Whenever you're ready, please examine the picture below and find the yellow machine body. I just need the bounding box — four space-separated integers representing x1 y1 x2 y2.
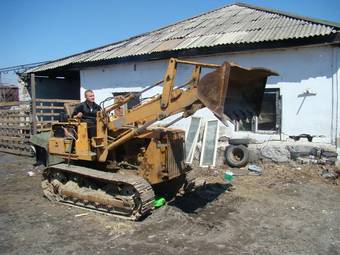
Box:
38 58 277 220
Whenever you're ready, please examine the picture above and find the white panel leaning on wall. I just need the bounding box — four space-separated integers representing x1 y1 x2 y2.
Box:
185 117 220 167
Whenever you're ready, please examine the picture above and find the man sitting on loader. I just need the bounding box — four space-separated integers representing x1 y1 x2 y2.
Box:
72 89 101 138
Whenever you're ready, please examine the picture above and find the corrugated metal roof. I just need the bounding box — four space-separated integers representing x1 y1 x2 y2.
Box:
27 3 340 73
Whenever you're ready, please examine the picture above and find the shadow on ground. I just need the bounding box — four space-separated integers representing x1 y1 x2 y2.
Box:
168 183 230 213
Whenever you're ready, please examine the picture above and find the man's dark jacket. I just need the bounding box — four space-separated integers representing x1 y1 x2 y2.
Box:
72 101 101 123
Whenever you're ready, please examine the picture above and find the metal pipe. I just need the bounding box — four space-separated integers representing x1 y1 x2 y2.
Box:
175 79 193 89
161 115 184 128
175 59 220 69
139 80 163 94
103 80 164 114
0 61 50 73
104 94 135 113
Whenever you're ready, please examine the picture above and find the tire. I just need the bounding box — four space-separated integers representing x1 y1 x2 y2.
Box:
225 145 249 167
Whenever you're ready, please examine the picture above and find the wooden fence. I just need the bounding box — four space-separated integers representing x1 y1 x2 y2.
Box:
0 99 79 156
0 101 32 155
35 99 79 132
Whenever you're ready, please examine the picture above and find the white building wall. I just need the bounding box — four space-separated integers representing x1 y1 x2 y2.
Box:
80 45 339 144
334 46 340 153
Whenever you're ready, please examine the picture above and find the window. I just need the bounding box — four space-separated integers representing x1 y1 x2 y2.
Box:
236 88 281 133
258 89 281 131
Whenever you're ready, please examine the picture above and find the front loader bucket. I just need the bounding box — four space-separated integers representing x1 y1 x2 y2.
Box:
197 62 278 124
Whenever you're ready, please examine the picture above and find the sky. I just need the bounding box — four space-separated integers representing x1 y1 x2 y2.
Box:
0 0 339 83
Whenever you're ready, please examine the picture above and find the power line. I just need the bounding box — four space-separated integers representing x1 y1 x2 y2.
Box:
0 61 49 73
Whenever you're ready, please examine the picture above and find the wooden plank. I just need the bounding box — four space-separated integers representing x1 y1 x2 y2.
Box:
0 115 30 120
0 132 30 138
0 142 32 150
0 127 31 131
0 140 31 147
36 106 64 110
36 98 79 103
37 121 57 124
0 132 31 139
0 147 33 156
36 112 60 116
0 114 29 118
0 114 30 119
0 143 30 150
0 118 31 123
0 136 30 142
0 109 30 114
0 134 30 139
0 101 30 107
0 124 31 129
0 126 29 131
0 125 31 130
37 127 52 132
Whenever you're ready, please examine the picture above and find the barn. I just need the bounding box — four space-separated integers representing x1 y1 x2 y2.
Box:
25 3 340 153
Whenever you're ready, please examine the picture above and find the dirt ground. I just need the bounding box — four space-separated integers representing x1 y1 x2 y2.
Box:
0 152 339 255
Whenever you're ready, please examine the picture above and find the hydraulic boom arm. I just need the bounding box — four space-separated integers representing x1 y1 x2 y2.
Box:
94 58 277 162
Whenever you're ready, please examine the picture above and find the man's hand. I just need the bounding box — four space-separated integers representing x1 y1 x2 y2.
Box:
75 112 83 118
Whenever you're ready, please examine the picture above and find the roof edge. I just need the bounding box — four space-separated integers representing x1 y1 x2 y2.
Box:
30 35 340 75
236 2 340 28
